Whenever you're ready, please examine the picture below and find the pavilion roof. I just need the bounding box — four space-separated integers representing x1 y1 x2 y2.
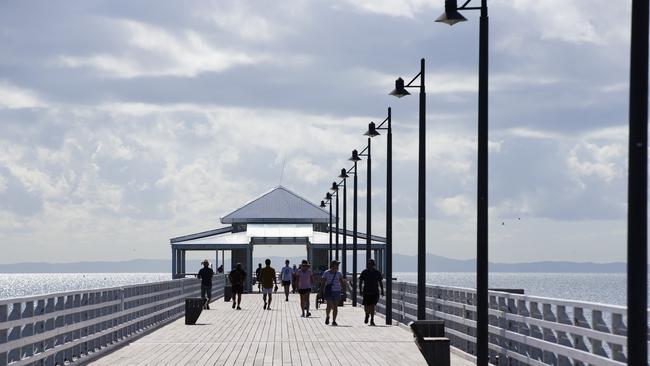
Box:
220 186 329 224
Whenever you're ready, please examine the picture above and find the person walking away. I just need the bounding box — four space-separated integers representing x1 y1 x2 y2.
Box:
255 263 262 293
320 260 346 326
280 260 293 301
228 263 246 310
217 264 224 274
297 260 314 317
359 258 384 326
259 259 278 310
291 264 298 293
197 259 214 310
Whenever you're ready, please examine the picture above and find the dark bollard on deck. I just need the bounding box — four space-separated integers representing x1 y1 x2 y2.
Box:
185 298 204 325
224 285 232 302
409 320 450 366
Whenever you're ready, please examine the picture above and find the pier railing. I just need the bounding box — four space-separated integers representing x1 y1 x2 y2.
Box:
354 281 648 366
0 275 225 366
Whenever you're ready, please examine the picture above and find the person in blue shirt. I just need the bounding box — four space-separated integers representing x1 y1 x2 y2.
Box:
280 259 293 301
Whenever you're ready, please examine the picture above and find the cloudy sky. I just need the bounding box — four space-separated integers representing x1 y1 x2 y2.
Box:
0 0 635 264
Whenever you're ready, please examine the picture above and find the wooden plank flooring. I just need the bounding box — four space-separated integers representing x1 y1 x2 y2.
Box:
91 293 474 366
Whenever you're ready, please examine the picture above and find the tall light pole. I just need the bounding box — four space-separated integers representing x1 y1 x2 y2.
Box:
390 58 426 321
349 149 362 306
322 193 333 262
627 0 648 364
437 0 488 363
359 139 372 262
330 182 340 261
365 108 393 325
339 168 350 278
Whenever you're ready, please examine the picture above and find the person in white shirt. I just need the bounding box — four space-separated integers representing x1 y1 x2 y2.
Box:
280 259 293 301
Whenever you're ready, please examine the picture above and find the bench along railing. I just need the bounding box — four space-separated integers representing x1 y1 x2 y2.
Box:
353 281 649 366
0 275 225 366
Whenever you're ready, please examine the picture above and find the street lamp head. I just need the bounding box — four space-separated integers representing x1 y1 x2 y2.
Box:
435 0 467 26
320 200 326 208
330 181 338 191
325 192 332 200
389 77 410 98
349 149 362 162
364 122 380 137
338 168 349 179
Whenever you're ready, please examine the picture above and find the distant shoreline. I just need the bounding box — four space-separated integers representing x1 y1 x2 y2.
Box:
0 255 632 273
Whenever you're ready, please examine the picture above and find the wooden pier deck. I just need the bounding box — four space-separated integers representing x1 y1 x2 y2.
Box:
90 293 474 365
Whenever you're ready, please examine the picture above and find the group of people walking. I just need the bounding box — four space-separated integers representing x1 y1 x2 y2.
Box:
197 257 385 327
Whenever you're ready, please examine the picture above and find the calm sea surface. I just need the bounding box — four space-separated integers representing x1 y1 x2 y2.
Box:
0 272 635 306
0 273 169 300
395 272 629 306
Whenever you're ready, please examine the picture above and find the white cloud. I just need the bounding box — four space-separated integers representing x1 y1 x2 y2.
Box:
337 0 433 18
567 141 625 183
202 2 287 42
58 20 258 78
0 174 7 193
506 0 628 45
0 81 46 109
507 128 563 140
436 194 474 218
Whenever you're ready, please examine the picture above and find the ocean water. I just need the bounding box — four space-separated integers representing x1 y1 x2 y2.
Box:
395 272 628 306
0 272 635 306
0 273 169 300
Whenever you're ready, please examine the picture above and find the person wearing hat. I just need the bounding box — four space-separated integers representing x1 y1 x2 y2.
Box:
319 260 346 326
359 258 384 326
296 259 314 317
197 259 214 310
228 263 246 310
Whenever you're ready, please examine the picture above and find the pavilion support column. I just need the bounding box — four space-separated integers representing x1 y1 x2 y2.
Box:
247 246 253 292
171 248 177 279
175 250 182 278
215 251 219 272
376 249 384 273
307 244 313 269
181 250 186 276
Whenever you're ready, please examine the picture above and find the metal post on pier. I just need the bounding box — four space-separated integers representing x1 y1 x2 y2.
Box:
171 248 177 279
627 0 648 364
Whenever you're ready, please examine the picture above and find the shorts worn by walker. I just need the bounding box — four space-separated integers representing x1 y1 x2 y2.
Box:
201 285 212 300
362 293 379 306
326 290 341 302
262 287 273 294
282 280 291 286
298 288 311 295
231 284 244 294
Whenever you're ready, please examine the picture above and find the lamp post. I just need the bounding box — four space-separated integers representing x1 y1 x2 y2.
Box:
358 139 372 262
330 182 340 261
390 58 426 321
349 149 362 306
365 107 393 325
627 0 648 364
436 0 488 363
322 193 333 262
339 169 350 277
